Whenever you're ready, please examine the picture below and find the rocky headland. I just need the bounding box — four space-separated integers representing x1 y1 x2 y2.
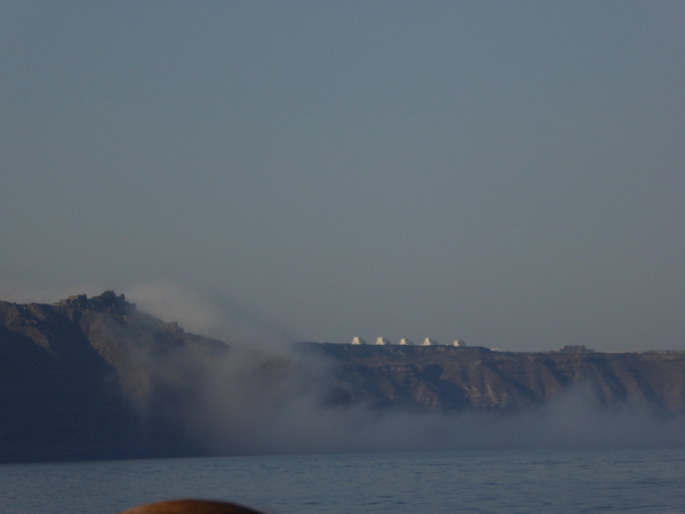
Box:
1 291 684 462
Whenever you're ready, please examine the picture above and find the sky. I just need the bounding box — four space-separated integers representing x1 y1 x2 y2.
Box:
2 1 684 352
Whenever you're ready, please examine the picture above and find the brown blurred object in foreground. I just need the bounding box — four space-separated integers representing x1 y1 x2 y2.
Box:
119 498 262 514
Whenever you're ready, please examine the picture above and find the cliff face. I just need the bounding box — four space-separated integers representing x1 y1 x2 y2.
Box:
1 292 684 462
298 344 685 417
0 292 228 462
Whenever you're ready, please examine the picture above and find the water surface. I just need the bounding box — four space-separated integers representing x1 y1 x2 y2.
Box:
2 447 685 513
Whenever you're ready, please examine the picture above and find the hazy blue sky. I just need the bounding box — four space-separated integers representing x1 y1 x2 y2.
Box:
2 1 684 351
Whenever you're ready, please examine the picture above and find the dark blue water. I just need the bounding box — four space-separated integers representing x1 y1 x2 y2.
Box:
2 447 685 513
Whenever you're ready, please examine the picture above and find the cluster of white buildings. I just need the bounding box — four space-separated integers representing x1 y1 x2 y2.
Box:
351 336 465 347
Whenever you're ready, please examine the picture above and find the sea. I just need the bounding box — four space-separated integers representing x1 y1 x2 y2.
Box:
1 447 685 513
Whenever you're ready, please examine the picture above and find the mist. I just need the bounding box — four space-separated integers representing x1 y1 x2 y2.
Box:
127 281 300 348
3 279 683 457
118 285 685 455
151 348 685 455
220 395 683 454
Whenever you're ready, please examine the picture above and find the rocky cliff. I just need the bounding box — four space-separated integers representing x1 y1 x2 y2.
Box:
0 291 228 462
1 292 684 462
300 343 685 416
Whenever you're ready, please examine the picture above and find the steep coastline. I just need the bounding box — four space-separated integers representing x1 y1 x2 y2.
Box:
300 343 685 416
0 292 228 462
1 292 684 462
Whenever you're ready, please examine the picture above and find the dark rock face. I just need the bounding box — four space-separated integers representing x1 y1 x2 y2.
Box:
297 343 685 417
0 292 228 462
1 292 684 462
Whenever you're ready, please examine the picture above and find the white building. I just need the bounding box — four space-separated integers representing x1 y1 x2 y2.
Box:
375 337 390 345
352 336 366 345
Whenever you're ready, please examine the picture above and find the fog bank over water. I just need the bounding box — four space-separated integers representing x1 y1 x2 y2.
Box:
2 280 684 459
145 342 685 456
119 285 685 454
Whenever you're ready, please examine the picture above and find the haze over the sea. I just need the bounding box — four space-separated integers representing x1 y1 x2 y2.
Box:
2 1 684 352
